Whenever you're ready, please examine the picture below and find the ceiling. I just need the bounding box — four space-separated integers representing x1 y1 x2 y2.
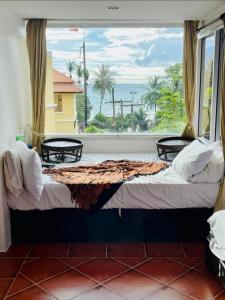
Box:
3 0 225 24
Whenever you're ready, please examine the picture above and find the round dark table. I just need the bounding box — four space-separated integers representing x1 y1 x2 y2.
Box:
41 138 83 163
156 136 194 162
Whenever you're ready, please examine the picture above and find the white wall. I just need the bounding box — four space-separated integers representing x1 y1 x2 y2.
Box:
0 4 31 251
47 133 165 153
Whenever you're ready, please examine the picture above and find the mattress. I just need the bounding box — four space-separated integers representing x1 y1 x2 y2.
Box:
8 167 220 211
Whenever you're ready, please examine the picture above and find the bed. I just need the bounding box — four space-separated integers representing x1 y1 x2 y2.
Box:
8 166 219 243
6 140 222 243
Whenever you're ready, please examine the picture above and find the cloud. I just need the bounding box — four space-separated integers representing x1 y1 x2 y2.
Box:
103 28 182 47
47 27 183 84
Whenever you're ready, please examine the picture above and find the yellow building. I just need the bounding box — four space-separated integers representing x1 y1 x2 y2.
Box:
45 57 83 135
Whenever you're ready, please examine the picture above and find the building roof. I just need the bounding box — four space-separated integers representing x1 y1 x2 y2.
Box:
53 69 83 93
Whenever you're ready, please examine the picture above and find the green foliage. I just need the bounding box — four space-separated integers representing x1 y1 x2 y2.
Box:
84 62 186 134
76 65 83 84
85 125 100 133
76 93 92 123
165 63 183 93
89 113 112 129
142 76 163 111
153 63 186 133
66 60 76 78
92 64 115 113
155 88 186 131
134 108 148 131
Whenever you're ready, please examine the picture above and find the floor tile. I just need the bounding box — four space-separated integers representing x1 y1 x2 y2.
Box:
146 243 184 257
20 258 69 283
182 242 205 257
6 286 56 300
0 258 23 278
109 243 145 257
57 257 93 267
29 243 69 257
135 257 187 284
75 285 125 300
113 257 149 267
193 262 211 275
169 257 202 267
0 244 31 257
170 269 223 299
143 285 192 300
0 279 13 300
69 243 106 257
39 269 97 300
104 269 160 300
7 274 34 296
75 258 128 283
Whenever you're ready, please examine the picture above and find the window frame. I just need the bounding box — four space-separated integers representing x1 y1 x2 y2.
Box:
196 26 224 141
54 94 63 113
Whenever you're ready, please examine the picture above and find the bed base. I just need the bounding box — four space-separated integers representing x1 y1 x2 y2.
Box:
10 207 213 243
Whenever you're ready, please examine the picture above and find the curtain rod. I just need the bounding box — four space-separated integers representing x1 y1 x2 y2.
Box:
22 18 181 23
197 13 225 32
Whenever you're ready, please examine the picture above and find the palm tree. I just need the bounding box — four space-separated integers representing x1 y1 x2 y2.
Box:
142 76 163 124
66 60 76 78
76 65 83 84
134 108 148 131
92 64 115 114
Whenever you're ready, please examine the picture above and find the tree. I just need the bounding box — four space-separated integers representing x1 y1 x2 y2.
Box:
134 108 148 131
76 93 92 125
141 76 163 124
92 64 115 113
76 65 83 84
165 63 183 93
66 60 76 78
147 63 186 133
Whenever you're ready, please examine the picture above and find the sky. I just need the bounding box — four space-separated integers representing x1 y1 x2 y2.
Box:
46 27 183 85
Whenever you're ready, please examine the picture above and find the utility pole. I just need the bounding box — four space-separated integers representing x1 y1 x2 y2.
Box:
112 87 115 126
82 39 88 127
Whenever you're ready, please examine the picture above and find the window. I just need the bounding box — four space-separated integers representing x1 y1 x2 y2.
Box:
197 28 223 141
201 35 215 139
46 27 184 135
54 94 63 112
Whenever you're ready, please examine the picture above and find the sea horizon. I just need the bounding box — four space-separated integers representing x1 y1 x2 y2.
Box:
86 82 154 118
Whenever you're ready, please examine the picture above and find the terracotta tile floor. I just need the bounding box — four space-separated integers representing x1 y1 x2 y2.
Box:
0 242 224 300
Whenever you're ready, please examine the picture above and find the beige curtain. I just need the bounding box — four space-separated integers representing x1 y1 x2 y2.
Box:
26 19 47 152
214 17 225 211
182 20 199 138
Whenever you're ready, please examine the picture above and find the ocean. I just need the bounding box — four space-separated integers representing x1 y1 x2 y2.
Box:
87 83 154 118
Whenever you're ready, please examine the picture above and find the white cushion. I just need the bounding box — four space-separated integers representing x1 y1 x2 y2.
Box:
15 141 43 200
3 150 24 196
192 141 224 183
172 139 213 181
208 210 225 260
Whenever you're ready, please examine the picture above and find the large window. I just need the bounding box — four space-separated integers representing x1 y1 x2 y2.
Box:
197 28 223 141
46 27 184 135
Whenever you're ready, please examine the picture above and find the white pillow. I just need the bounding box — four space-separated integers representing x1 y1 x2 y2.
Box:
15 141 43 200
172 139 213 181
192 141 224 183
3 150 24 196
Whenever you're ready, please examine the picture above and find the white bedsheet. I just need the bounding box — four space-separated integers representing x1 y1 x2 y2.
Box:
8 167 219 211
